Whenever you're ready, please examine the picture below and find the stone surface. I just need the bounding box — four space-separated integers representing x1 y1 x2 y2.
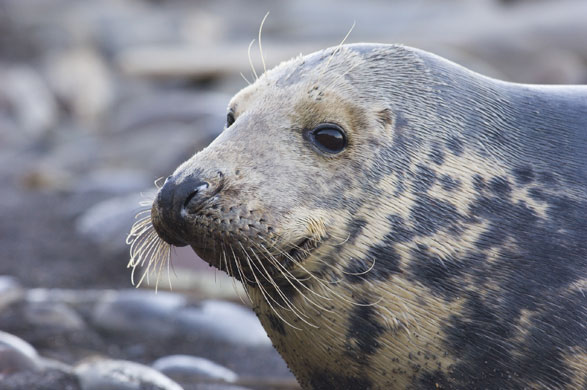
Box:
0 276 24 312
152 355 238 383
91 289 186 338
0 65 58 139
45 48 113 125
76 359 183 390
76 193 151 253
0 331 40 376
23 301 86 332
1 368 82 390
176 300 270 348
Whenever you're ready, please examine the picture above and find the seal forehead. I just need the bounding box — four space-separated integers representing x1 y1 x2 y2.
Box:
230 44 407 115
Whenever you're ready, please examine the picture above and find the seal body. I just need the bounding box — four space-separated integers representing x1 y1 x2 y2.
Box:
141 44 587 389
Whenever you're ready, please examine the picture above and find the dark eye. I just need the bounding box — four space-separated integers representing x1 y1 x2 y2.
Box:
226 111 235 127
307 123 347 154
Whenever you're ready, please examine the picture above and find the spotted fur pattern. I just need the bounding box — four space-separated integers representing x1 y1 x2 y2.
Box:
153 44 587 389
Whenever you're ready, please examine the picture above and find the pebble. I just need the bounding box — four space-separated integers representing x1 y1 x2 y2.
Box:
74 169 153 196
111 91 227 134
0 331 40 376
152 354 238 383
0 65 58 139
76 359 183 390
1 368 81 390
91 289 186 338
45 48 113 125
23 301 86 332
176 300 270 348
0 276 24 312
75 192 150 253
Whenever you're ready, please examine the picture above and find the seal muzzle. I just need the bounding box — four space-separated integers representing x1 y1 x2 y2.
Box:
151 173 219 247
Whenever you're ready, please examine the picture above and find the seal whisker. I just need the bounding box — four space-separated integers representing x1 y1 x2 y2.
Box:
154 176 165 189
239 242 294 313
256 238 366 308
128 219 155 242
319 21 356 79
256 236 329 284
134 230 168 287
133 211 151 221
247 39 259 81
127 225 154 267
269 239 384 309
140 233 168 283
258 244 332 300
245 242 324 321
341 257 377 276
253 242 336 314
153 241 172 292
245 248 318 329
323 60 362 91
333 233 351 246
266 237 348 286
229 245 254 303
258 11 269 75
242 247 305 330
240 72 252 86
221 243 248 306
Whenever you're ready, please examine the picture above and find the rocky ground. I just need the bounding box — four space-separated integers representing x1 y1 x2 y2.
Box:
1 0 586 389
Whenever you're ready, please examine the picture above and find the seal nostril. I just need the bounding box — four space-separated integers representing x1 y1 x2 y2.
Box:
184 182 209 208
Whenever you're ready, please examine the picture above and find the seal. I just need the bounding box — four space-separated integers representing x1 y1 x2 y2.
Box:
128 43 587 389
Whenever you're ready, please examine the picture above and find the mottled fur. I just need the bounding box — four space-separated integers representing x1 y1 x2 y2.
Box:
141 44 587 389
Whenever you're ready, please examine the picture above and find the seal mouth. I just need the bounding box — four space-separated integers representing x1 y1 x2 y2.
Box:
283 237 321 265
187 233 323 286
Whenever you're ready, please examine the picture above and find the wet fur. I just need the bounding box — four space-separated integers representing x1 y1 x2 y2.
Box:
130 44 587 389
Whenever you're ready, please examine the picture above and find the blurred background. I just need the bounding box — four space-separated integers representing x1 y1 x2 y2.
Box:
0 0 586 389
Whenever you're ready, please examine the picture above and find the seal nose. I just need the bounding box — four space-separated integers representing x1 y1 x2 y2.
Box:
151 174 215 246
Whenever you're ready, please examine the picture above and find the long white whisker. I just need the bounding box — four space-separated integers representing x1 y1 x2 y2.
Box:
258 11 270 75
247 39 259 80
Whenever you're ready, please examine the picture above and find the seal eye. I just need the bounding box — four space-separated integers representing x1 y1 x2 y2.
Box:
226 112 235 128
308 124 347 154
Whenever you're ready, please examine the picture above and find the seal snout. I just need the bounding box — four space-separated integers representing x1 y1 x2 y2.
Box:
151 172 221 247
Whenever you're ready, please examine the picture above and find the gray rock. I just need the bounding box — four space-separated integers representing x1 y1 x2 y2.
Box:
152 355 238 383
175 300 270 347
26 288 114 313
23 301 86 332
1 368 81 390
75 192 153 253
76 359 183 390
74 169 153 196
111 91 227 134
182 385 253 390
92 289 186 338
0 331 40 376
0 276 24 313
45 48 114 126
38 356 76 373
0 65 58 140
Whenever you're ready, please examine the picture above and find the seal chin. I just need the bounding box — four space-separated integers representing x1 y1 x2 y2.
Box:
189 245 220 268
